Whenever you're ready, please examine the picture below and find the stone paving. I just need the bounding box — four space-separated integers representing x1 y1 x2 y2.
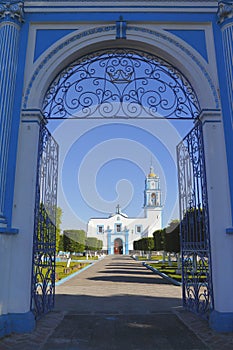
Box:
0 255 233 349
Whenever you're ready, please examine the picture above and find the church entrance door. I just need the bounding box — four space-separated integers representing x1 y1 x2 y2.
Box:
114 238 123 255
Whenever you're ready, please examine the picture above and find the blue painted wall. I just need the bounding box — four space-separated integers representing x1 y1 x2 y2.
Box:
34 29 75 62
166 29 208 61
27 11 215 23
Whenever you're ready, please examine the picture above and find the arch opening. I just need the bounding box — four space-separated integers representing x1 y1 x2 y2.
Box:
31 45 213 320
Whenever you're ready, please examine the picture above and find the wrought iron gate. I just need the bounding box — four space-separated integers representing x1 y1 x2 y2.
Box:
37 48 210 319
31 123 59 318
177 121 213 317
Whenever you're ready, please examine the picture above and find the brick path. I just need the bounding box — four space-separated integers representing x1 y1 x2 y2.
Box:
0 256 232 349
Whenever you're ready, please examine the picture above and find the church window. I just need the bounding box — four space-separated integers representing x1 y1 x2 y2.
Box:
136 225 142 233
116 224 122 232
150 181 155 189
97 225 104 234
151 193 156 205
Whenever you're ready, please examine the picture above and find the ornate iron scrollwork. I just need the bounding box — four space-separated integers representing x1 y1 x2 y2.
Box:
177 121 214 317
31 124 59 318
43 49 200 119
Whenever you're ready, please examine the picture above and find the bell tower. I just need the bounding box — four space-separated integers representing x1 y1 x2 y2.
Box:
144 165 161 208
143 165 162 235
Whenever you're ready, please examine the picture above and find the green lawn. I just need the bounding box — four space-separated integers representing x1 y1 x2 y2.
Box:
70 255 98 260
137 255 163 261
55 261 89 281
149 262 182 281
149 262 208 282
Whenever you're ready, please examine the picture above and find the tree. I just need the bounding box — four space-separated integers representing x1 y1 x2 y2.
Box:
146 237 154 252
153 229 165 251
56 207 63 253
164 220 180 254
86 237 98 251
63 230 86 253
181 208 206 246
85 237 103 251
153 221 181 254
37 204 63 253
59 233 64 251
134 240 139 251
37 203 57 253
97 239 103 250
133 237 154 252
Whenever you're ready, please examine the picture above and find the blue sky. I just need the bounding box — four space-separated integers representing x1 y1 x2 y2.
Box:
48 118 193 231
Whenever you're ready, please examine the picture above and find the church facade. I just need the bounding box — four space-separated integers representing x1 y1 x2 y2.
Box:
87 167 162 254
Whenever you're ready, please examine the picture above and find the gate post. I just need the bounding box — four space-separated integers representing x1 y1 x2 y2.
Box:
6 110 45 333
200 110 233 331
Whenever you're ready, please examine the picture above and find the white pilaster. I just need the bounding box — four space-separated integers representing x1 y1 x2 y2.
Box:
9 110 45 314
200 110 233 329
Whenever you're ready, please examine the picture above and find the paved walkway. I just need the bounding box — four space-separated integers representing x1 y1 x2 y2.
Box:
1 256 233 349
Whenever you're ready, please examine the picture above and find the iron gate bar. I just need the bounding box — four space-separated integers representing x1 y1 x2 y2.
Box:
41 116 199 120
43 49 200 120
177 120 214 317
31 123 59 318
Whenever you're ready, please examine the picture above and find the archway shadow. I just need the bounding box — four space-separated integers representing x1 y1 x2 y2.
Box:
98 269 155 275
88 275 170 284
54 294 181 314
49 294 208 350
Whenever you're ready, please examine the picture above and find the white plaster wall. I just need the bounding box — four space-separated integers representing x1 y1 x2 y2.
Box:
202 112 233 312
0 235 12 314
9 114 41 313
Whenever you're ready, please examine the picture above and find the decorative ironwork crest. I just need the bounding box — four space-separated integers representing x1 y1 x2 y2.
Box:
31 124 59 318
177 121 214 317
43 49 200 119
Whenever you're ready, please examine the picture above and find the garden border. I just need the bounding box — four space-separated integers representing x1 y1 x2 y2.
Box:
55 257 105 286
143 262 182 287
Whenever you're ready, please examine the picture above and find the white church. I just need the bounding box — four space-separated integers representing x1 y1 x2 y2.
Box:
87 166 162 255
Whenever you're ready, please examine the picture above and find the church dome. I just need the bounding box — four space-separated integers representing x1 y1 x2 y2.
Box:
148 171 157 178
148 165 157 178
